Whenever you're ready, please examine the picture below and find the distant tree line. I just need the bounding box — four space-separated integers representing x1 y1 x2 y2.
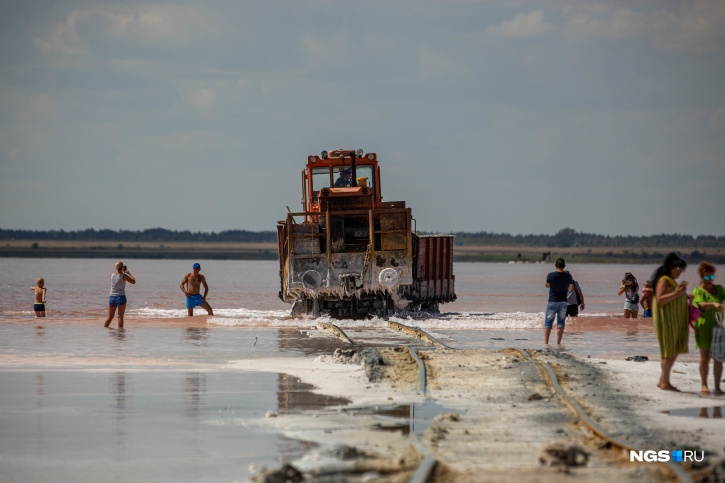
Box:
2 227 724 248
449 228 725 248
0 228 278 243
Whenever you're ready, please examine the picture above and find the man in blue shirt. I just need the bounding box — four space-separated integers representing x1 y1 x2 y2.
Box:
545 258 573 347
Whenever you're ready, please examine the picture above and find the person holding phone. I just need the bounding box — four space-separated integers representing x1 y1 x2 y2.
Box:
104 261 136 329
617 272 640 319
651 253 689 391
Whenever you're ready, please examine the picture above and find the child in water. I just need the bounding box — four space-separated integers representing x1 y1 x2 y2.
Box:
640 280 653 318
31 278 47 317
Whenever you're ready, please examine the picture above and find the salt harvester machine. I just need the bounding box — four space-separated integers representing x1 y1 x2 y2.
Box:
277 149 456 317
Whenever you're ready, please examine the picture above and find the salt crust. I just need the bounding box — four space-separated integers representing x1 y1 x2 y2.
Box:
229 350 725 481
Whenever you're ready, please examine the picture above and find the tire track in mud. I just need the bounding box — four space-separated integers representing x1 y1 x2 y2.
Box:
312 321 694 483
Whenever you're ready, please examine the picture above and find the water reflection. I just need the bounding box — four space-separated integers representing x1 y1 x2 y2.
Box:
36 373 45 405
342 405 412 435
661 406 724 419
35 373 45 452
185 328 210 343
276 373 349 412
110 372 129 411
183 372 207 420
700 406 722 419
271 371 453 460
277 328 347 355
108 329 127 343
110 372 129 462
340 400 454 436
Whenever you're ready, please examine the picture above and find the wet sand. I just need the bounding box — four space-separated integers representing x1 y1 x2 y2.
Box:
239 347 725 482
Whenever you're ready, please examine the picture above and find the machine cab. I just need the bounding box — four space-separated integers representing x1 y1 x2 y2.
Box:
304 149 382 213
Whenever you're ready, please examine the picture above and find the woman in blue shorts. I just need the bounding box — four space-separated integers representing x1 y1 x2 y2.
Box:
104 261 136 329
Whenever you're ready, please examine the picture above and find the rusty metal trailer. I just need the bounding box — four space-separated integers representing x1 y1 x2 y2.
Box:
277 149 455 318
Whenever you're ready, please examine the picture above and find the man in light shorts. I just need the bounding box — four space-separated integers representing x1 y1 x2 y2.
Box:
544 258 573 347
180 263 213 316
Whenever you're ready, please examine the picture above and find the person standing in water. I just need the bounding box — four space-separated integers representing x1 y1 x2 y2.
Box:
31 278 47 317
180 263 213 316
640 280 654 318
618 272 640 319
104 261 136 329
544 258 573 347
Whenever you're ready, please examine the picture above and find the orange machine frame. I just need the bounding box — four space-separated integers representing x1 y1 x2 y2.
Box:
302 149 382 218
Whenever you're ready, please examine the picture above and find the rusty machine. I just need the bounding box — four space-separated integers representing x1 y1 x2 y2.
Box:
277 149 456 317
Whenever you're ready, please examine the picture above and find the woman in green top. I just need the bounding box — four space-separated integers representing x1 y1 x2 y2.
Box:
691 262 725 396
651 253 689 392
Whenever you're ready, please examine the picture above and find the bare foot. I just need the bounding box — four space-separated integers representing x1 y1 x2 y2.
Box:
659 384 681 392
713 389 725 396
701 387 711 396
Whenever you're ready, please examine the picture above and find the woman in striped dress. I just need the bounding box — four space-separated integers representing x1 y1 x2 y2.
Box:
651 253 689 391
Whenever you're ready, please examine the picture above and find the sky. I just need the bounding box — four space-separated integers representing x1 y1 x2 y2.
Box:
1 1 724 237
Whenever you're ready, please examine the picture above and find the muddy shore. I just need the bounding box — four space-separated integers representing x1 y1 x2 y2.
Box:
242 347 725 482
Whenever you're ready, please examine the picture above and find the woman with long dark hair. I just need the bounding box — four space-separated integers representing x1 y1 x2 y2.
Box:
651 253 689 391
617 272 640 318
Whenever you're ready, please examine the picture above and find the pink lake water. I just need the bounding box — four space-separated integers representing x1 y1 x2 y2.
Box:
0 258 705 360
0 258 709 481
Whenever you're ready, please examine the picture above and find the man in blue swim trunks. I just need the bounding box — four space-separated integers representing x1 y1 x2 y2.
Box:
180 263 213 316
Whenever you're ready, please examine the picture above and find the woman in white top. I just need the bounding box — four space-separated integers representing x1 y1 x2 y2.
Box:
617 272 640 319
104 261 136 329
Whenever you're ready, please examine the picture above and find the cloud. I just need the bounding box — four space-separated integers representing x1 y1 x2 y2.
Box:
559 1 725 54
487 10 552 38
561 4 646 40
31 5 230 61
32 10 90 58
654 1 725 53
3 0 724 236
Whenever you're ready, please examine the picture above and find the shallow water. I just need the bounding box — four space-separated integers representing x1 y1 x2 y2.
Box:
661 405 725 419
1 258 704 318
3 257 704 362
0 258 708 481
0 323 454 482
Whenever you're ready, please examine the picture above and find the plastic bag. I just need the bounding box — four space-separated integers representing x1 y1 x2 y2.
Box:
688 297 700 324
